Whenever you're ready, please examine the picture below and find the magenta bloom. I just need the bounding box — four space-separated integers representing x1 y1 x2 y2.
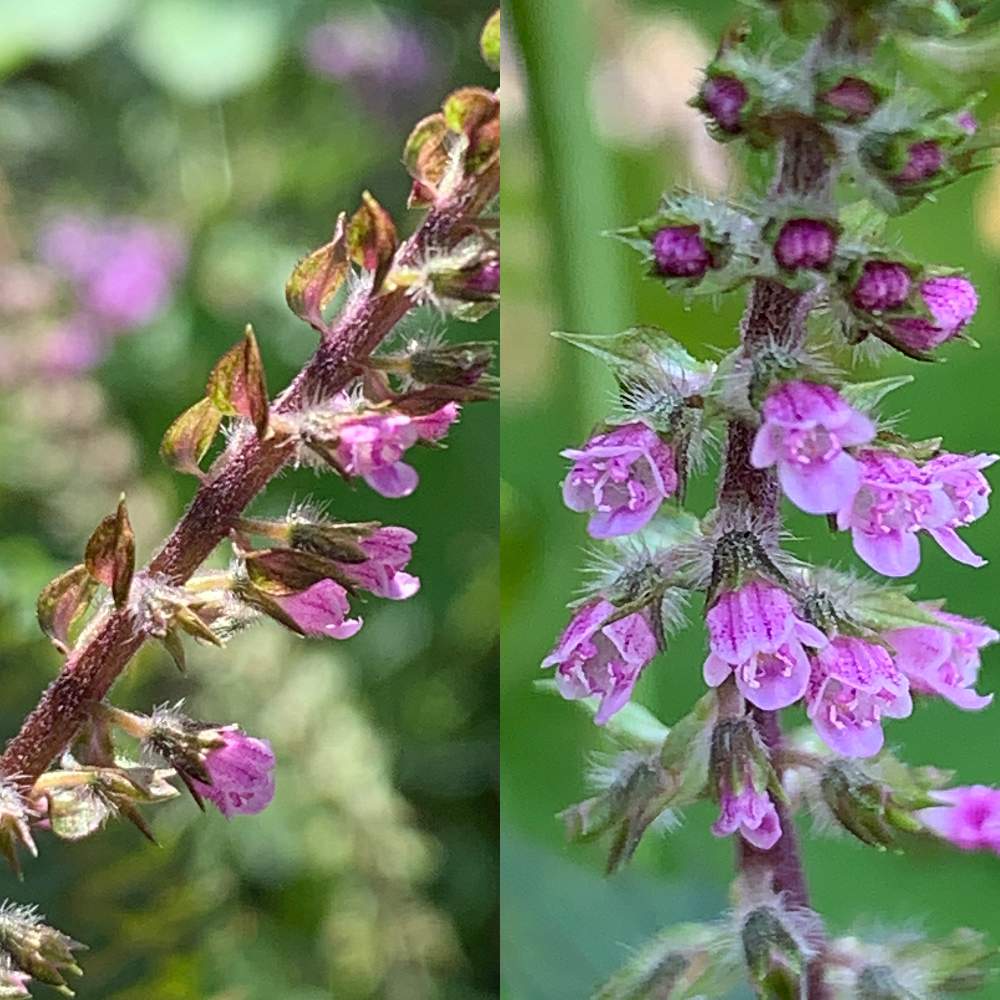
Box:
191 727 276 818
894 140 945 186
852 261 912 312
751 380 875 515
561 422 678 538
890 276 979 352
820 77 878 121
922 451 996 566
334 399 460 498
712 788 781 850
806 636 912 757
542 600 658 724
701 75 748 133
651 226 712 278
342 526 420 600
887 608 996 711
919 786 1000 853
275 579 363 639
774 219 837 271
703 580 826 710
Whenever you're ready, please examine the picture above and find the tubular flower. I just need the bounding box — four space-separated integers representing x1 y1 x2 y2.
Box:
190 726 276 818
341 526 420 600
275 578 364 639
890 276 979 353
806 636 913 758
703 580 827 710
887 608 997 711
712 788 782 850
542 600 658 724
751 380 875 515
919 785 1000 853
561 422 678 539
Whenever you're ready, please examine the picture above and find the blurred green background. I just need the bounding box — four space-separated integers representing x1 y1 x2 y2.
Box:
501 2 1000 998
0 1 497 998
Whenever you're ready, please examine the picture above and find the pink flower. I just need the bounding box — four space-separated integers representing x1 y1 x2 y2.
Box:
773 219 837 271
837 450 995 576
957 111 979 136
341 526 420 600
701 75 748 133
561 422 678 538
712 788 782 850
751 381 875 515
919 785 1000 853
703 580 827 710
275 579 363 639
852 261 912 312
542 600 658 724
652 226 712 278
333 400 460 498
890 276 978 352
806 636 912 757
191 727 276 818
887 608 996 711
894 140 945 186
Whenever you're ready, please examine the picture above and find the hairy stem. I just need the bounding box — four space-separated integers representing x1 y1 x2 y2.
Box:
1 165 497 787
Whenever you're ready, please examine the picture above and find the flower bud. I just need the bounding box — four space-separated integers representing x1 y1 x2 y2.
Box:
819 76 880 122
852 261 913 312
0 904 83 994
408 340 495 388
889 275 978 352
699 74 749 135
773 218 837 271
894 139 946 186
651 225 712 279
741 906 810 998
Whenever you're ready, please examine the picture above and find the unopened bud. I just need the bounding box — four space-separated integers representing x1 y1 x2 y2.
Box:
741 906 809 997
0 903 83 994
773 218 837 271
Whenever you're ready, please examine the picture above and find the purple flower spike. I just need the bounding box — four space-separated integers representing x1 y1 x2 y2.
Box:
712 788 781 850
890 276 979 352
751 380 875 515
703 580 827 710
806 636 912 758
542 600 658 725
894 140 945 186
774 218 837 271
276 579 364 639
191 727 276 818
887 608 997 711
919 786 1000 853
701 75 749 133
820 77 878 121
561 422 678 539
651 225 712 279
852 261 913 312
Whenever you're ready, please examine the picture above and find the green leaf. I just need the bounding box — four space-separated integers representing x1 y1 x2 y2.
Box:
159 396 223 478
841 375 913 411
480 9 500 71
852 587 947 633
552 326 708 378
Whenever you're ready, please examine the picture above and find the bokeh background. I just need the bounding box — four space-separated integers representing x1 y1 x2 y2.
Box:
0 2 497 998
502 2 1000 997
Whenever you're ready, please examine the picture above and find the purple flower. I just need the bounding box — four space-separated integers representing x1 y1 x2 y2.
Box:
541 600 658 724
333 400 460 498
774 219 837 271
703 580 827 710
820 77 878 121
275 579 363 639
852 261 913 312
561 422 678 538
894 140 945 186
466 259 500 295
957 111 979 136
890 276 979 352
712 788 782 850
190 726 276 818
341 526 420 600
651 225 712 278
919 786 1000 853
922 451 996 566
887 608 996 711
806 636 912 757
751 380 875 515
701 75 749 133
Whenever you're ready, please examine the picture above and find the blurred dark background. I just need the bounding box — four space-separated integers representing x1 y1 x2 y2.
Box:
0 2 497 998
502 1 1000 997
